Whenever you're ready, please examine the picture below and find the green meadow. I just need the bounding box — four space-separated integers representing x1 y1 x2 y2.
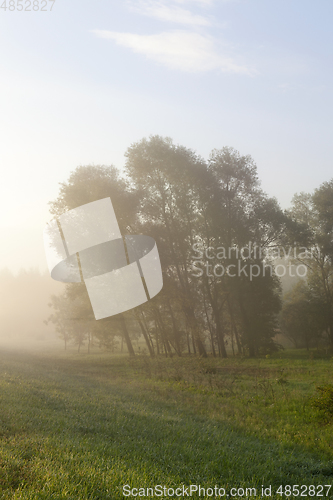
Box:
0 348 333 499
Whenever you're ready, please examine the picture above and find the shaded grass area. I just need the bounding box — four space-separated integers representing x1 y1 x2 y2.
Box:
0 349 333 499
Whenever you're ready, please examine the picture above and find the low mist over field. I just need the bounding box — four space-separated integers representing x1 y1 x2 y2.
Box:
0 268 64 348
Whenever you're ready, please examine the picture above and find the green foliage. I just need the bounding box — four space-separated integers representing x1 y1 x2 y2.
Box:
281 281 328 349
312 384 333 417
285 180 333 347
47 137 333 357
48 137 289 358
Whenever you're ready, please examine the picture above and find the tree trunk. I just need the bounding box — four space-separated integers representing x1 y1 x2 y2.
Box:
196 338 207 357
154 320 160 355
167 299 181 356
203 278 226 357
203 296 216 357
136 313 155 357
141 311 155 353
187 330 191 354
238 293 255 357
155 308 173 357
192 334 197 354
184 306 207 357
119 313 135 356
227 297 242 355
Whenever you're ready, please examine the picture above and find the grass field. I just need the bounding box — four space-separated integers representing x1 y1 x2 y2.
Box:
0 347 333 499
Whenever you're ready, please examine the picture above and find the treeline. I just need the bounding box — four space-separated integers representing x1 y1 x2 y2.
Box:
280 188 333 350
47 136 333 356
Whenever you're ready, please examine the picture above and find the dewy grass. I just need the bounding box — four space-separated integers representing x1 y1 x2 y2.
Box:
0 348 333 499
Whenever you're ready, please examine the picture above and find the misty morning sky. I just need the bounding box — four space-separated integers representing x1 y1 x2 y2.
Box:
1 0 332 272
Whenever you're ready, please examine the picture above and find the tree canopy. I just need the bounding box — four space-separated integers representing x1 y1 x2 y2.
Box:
47 136 333 357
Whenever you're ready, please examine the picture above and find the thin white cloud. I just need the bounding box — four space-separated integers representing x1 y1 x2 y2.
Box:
128 1 211 27
92 30 252 74
173 0 234 5
173 0 214 5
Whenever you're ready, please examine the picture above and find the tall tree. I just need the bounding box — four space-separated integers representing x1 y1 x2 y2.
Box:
125 136 210 356
196 147 285 356
48 165 140 356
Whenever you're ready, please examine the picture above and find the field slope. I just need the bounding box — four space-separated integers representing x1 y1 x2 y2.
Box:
0 349 333 499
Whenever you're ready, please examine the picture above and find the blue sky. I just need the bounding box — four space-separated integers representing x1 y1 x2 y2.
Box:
1 0 333 272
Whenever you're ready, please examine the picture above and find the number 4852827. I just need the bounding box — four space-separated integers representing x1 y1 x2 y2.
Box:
276 485 332 497
0 0 55 11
